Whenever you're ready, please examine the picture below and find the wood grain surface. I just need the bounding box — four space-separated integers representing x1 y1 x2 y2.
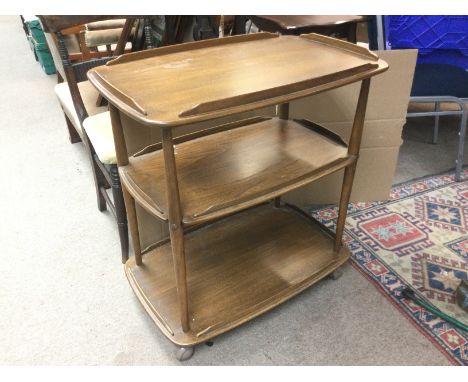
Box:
125 204 351 346
87 33 388 127
251 15 366 30
119 117 352 225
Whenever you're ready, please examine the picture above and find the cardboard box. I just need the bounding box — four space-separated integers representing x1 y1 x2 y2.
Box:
283 49 417 206
288 49 417 123
284 145 401 206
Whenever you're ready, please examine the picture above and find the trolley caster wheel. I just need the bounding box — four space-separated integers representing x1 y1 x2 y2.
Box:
329 268 343 280
175 346 195 361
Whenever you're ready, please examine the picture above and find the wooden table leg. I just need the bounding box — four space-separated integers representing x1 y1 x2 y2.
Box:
109 104 142 264
278 102 289 120
334 79 371 253
122 186 142 265
275 102 290 207
162 127 190 333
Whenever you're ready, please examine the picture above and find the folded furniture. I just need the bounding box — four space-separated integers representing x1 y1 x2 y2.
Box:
384 16 468 181
407 64 468 181
246 15 366 42
88 32 388 360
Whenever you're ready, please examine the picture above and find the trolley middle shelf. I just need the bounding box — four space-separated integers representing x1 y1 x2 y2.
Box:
119 116 355 225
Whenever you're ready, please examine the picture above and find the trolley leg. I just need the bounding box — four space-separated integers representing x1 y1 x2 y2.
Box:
455 108 467 182
278 102 289 120
274 196 281 208
334 164 357 253
122 187 142 266
432 101 440 144
334 79 371 253
162 127 190 333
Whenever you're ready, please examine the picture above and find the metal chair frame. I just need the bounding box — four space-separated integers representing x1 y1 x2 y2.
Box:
407 95 467 181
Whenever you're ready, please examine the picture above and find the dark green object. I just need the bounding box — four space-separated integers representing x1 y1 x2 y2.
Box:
402 288 468 333
26 19 46 44
456 280 468 313
32 39 56 75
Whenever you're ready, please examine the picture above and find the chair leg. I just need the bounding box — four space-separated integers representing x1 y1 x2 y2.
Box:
110 165 129 263
455 109 467 182
122 186 142 266
347 22 357 43
64 113 82 144
82 131 107 212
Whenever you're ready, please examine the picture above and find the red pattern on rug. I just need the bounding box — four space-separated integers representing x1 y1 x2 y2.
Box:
310 169 468 365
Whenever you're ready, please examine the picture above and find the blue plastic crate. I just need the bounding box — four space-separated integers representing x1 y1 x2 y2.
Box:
384 16 468 69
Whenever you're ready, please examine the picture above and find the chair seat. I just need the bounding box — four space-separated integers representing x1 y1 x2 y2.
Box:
408 100 468 113
86 19 127 30
54 80 108 134
85 29 135 48
96 42 132 53
83 111 117 165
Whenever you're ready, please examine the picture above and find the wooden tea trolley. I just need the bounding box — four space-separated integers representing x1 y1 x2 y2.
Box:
88 33 388 360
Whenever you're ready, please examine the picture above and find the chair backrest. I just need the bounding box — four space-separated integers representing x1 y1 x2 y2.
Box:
84 21 131 55
38 16 153 125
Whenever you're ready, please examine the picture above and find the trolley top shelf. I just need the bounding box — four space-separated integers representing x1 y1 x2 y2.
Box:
87 32 388 127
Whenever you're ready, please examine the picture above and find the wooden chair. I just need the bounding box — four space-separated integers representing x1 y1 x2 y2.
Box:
38 16 155 263
80 19 139 60
49 19 140 64
193 16 235 40
236 16 366 43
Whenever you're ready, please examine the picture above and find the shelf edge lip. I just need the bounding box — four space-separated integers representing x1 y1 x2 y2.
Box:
132 116 272 158
106 32 279 66
126 249 350 347
181 155 357 226
119 116 357 225
119 167 168 222
193 256 345 339
177 63 379 118
87 70 148 116
88 62 389 129
125 267 175 337
129 250 349 347
294 118 348 147
120 153 355 226
300 33 379 61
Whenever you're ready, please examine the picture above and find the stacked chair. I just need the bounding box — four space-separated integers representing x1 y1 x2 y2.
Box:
38 16 157 263
407 64 467 181
384 16 468 181
51 18 140 63
81 19 138 59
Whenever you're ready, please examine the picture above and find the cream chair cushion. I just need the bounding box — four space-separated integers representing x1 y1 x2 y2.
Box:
54 80 108 134
408 101 468 113
83 111 117 165
86 19 127 31
85 29 134 48
54 81 116 165
97 42 132 52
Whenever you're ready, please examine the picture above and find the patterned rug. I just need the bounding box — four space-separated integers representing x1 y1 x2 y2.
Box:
309 169 468 365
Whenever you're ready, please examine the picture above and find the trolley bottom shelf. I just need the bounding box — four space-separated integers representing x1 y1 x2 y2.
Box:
125 204 350 346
